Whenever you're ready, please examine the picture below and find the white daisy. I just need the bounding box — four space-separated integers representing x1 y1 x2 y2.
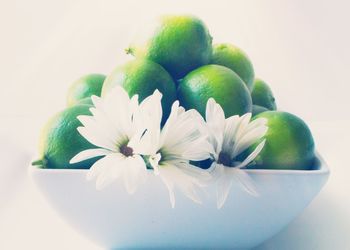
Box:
70 86 150 194
205 98 268 209
134 92 212 208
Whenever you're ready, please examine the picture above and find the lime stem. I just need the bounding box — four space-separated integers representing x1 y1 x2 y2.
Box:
31 159 44 166
125 47 134 55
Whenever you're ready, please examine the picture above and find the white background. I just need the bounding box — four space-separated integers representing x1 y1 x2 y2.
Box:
0 0 349 249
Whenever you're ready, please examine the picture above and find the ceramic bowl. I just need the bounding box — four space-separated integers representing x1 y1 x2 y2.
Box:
29 155 329 249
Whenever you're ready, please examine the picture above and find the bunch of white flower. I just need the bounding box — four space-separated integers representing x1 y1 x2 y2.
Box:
70 87 267 208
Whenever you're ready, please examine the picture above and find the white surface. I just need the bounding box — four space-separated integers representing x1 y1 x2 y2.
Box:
0 136 29 210
0 0 349 249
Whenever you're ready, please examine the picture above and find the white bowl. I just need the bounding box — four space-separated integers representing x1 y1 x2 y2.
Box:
29 155 329 249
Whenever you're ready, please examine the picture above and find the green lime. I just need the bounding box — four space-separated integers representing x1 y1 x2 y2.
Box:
177 64 252 117
247 111 315 170
76 97 94 106
252 105 268 117
211 43 255 90
36 104 99 169
102 59 176 123
127 15 213 79
251 78 277 110
67 74 106 107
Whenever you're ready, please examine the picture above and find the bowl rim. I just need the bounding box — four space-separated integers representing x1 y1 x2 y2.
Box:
29 152 329 176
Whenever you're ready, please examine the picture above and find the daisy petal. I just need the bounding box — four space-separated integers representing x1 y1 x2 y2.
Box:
232 125 268 157
123 155 147 194
77 127 115 150
130 95 140 115
161 108 210 161
160 101 180 147
177 106 185 115
76 113 118 147
96 167 118 190
139 89 163 126
134 130 154 156
234 113 252 141
77 115 95 127
181 139 212 161
157 167 177 207
222 115 240 158
234 140 266 169
205 98 225 127
158 162 207 208
91 95 102 109
163 177 176 208
127 128 147 154
102 86 135 137
205 99 225 153
70 148 111 164
231 168 259 196
87 153 123 184
169 190 176 208
149 153 161 170
216 170 233 209
245 117 268 132
183 184 202 205
177 162 212 183
135 90 163 154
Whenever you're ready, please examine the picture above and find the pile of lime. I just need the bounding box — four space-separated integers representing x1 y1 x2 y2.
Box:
33 15 316 171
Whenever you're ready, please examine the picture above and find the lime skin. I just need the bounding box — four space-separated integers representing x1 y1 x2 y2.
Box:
247 111 316 170
128 15 213 79
37 104 99 169
211 43 255 90
251 78 277 110
177 64 252 118
252 105 269 117
67 74 106 107
102 59 177 123
76 97 94 106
